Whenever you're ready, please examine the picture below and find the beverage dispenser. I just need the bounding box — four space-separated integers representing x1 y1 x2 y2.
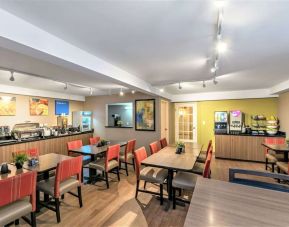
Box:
214 111 229 134
72 111 92 132
229 110 245 134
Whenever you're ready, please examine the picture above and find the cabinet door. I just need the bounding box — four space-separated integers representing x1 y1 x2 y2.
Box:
215 135 232 158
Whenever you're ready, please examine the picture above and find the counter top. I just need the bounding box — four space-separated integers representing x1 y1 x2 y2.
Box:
0 130 94 147
215 132 285 137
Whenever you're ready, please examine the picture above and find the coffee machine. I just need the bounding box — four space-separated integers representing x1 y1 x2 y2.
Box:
229 110 245 134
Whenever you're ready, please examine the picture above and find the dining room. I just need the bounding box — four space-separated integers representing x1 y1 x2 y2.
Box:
1 1 289 227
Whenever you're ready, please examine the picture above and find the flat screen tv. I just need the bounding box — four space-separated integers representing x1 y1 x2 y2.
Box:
55 100 69 115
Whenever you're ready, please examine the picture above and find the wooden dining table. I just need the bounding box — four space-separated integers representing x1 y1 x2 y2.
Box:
184 177 289 227
262 143 289 162
141 143 202 202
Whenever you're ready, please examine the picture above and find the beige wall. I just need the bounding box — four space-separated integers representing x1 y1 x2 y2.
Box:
278 92 289 136
84 92 161 151
0 93 84 129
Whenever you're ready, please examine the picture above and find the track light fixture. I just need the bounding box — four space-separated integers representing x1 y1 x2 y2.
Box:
203 81 206 88
120 88 124 96
178 82 182 90
89 88 93 96
213 77 218 85
9 71 15 82
64 83 68 90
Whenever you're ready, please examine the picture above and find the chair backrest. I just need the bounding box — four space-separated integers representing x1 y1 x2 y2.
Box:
206 140 213 157
160 138 168 149
203 150 212 178
264 137 285 154
149 141 160 155
12 148 39 159
54 156 82 198
124 139 136 161
67 140 83 150
133 147 148 179
0 171 37 211
105 144 120 172
89 136 100 145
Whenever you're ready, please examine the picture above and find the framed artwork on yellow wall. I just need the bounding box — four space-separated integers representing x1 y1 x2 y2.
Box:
30 97 49 116
0 96 16 116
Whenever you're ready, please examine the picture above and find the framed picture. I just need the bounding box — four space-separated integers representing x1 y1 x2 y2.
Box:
0 96 16 116
30 97 49 116
135 99 155 131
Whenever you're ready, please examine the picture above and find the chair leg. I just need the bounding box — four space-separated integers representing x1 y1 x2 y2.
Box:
31 212 36 227
135 180 139 198
277 167 281 183
77 186 83 208
272 163 275 173
117 168 120 181
125 162 129 176
265 158 268 170
173 187 176 209
15 219 19 225
55 198 61 223
144 181 147 189
61 194 65 200
36 190 40 212
132 159 135 171
178 188 182 196
105 172 109 189
160 184 163 205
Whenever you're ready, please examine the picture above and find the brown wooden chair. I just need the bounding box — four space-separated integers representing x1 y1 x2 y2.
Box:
36 156 83 223
149 141 161 155
192 147 213 175
119 139 136 176
159 138 168 149
196 140 212 163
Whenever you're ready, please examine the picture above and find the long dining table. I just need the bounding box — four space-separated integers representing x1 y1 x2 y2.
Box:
141 143 203 204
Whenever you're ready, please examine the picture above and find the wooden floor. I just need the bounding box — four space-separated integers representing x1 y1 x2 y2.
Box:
17 155 266 227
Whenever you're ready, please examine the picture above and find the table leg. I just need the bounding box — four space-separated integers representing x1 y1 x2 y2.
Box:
284 152 288 162
43 171 49 202
167 169 174 201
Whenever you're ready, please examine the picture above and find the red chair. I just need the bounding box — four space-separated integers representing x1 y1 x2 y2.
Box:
264 137 285 172
160 138 168 149
89 136 100 145
172 152 212 209
0 171 37 226
12 148 40 159
37 156 83 223
67 140 83 155
88 144 120 189
120 139 136 176
192 147 213 175
149 141 161 155
133 147 168 205
197 140 212 163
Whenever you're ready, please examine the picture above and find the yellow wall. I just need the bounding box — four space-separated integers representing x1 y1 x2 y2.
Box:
197 98 278 149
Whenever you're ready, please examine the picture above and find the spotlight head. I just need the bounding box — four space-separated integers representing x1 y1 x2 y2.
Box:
213 77 218 85
131 90 135 94
210 67 217 73
216 41 227 54
64 83 68 90
89 88 93 96
178 82 182 90
9 71 15 82
120 88 124 96
203 81 206 88
159 88 164 93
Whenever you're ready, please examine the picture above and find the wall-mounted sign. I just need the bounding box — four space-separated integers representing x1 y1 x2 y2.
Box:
0 96 16 116
30 97 49 116
55 100 69 115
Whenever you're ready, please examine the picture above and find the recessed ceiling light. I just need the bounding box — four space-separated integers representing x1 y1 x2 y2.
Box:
216 41 227 53
159 88 164 92
211 67 217 73
9 71 15 82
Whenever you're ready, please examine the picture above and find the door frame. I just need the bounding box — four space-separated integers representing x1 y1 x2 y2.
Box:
175 102 197 143
160 99 169 144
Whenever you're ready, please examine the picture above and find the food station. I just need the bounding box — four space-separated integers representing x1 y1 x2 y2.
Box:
214 110 285 162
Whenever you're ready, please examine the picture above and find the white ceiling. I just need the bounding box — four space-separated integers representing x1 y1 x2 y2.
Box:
0 0 288 97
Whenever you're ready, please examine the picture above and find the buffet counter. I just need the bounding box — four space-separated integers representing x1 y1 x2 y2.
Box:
215 133 285 162
0 131 93 163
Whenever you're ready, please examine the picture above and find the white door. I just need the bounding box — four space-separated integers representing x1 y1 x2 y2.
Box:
175 103 197 143
161 100 169 143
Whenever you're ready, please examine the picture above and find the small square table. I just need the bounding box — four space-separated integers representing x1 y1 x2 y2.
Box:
262 143 289 162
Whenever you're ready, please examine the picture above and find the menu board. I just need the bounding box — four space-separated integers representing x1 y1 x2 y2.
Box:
30 97 49 116
0 96 16 116
55 100 69 115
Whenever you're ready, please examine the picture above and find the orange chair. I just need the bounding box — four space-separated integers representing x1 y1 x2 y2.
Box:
197 140 212 163
67 140 83 156
264 137 285 172
149 141 161 155
88 144 120 189
133 147 168 205
37 156 83 223
0 171 37 226
160 138 168 149
12 148 40 159
119 139 136 176
172 152 212 209
192 147 213 176
89 136 100 145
